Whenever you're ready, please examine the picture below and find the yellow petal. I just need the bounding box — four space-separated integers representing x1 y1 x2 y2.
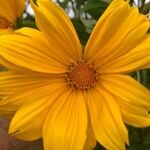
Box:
100 74 150 108
100 74 150 127
31 0 82 62
0 28 13 35
0 0 16 23
99 37 150 74
115 96 150 127
0 28 71 73
8 78 68 140
10 0 25 18
97 86 129 144
87 87 127 150
9 97 49 140
0 71 54 95
10 111 46 140
121 109 150 127
0 55 33 73
0 77 67 115
84 0 150 68
43 90 87 150
0 0 24 24
83 122 96 150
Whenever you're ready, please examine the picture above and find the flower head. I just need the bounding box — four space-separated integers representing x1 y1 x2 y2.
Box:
0 0 25 34
0 0 150 150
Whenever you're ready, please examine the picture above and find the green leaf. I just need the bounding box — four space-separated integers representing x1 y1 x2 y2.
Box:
71 18 90 46
76 0 87 7
94 142 105 150
83 0 109 20
141 2 150 14
21 21 37 29
57 0 69 9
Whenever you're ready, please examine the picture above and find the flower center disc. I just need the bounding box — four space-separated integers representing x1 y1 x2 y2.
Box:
67 62 97 90
0 17 13 29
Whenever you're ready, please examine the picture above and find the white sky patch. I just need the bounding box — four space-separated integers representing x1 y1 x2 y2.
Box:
134 0 150 5
26 3 34 16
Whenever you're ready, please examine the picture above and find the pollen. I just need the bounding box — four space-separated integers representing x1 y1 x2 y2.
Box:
0 16 13 29
67 61 97 90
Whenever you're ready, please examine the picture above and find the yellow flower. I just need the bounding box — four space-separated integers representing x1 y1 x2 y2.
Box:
0 0 25 34
0 0 150 150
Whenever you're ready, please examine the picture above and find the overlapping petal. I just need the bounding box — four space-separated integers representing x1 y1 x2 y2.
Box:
83 122 96 150
0 0 24 26
0 28 75 73
99 37 150 74
8 78 68 140
0 75 66 112
100 74 150 127
0 55 33 73
84 0 150 73
43 91 87 150
87 86 128 150
87 87 128 150
125 109 149 128
31 0 82 62
0 71 59 99
9 97 48 140
10 111 46 141
10 0 25 18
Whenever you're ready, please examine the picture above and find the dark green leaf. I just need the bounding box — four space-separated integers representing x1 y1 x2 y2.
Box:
83 0 109 20
21 21 37 28
141 2 150 14
71 18 90 46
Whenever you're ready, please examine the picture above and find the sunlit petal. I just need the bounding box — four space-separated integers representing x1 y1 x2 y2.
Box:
31 0 82 62
83 121 96 150
43 91 87 150
100 74 150 127
0 0 24 33
87 87 127 150
0 28 74 73
84 0 150 71
9 79 68 140
99 37 150 74
0 77 67 115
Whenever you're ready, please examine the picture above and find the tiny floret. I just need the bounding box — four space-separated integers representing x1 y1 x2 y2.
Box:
67 61 97 90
